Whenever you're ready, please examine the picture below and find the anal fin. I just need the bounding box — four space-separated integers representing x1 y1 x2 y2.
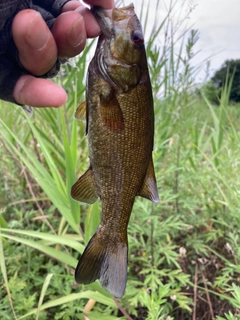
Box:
71 167 98 204
138 157 159 203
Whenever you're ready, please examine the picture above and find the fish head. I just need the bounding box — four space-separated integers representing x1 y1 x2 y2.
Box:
92 4 146 91
93 4 145 66
110 4 145 65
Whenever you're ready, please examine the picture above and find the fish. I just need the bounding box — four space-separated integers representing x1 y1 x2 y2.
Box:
71 3 159 298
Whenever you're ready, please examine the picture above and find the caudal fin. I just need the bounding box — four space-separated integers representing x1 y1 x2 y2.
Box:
75 232 128 298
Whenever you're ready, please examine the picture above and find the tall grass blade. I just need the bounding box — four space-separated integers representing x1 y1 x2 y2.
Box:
0 116 79 233
84 203 100 244
0 228 84 252
0 214 8 228
0 230 17 320
59 106 80 225
36 274 54 320
0 232 77 267
18 291 116 319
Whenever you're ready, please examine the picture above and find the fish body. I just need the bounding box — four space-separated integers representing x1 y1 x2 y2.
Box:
71 3 159 298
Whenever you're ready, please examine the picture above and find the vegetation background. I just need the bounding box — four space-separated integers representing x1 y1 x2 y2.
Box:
1 0 240 319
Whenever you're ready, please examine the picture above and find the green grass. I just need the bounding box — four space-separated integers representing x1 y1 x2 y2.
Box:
1 1 240 319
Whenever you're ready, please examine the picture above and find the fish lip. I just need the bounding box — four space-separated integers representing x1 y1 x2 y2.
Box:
91 6 113 39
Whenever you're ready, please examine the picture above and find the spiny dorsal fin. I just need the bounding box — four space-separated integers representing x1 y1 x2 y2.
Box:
71 167 98 204
138 157 159 203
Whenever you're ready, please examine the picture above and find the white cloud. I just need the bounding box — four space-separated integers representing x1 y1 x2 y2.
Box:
186 0 240 80
129 0 240 81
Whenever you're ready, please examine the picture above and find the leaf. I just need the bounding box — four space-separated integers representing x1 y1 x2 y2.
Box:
0 117 79 234
84 203 100 243
0 228 84 253
0 232 77 268
18 291 116 319
59 106 80 225
84 312 125 320
0 214 8 228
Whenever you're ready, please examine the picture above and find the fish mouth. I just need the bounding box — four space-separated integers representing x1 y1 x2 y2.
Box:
91 6 113 39
91 3 135 39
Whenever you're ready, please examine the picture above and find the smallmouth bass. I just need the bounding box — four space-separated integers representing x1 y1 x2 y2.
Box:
71 3 159 298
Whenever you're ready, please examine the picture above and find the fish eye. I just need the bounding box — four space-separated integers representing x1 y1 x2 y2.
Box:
131 30 144 46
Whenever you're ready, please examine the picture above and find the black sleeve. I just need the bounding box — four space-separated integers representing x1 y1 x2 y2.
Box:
0 0 21 30
33 0 70 17
0 56 26 103
0 0 70 104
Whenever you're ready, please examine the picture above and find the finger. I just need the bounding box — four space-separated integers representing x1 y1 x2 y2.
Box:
51 11 86 58
83 0 115 9
75 6 102 38
76 1 115 38
13 75 67 107
62 0 82 12
12 10 57 76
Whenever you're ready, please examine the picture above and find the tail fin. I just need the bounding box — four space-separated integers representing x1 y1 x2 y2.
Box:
75 231 128 298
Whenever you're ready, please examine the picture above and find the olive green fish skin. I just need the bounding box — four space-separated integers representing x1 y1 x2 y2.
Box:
72 4 159 298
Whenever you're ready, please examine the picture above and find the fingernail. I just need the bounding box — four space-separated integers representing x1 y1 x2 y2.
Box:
25 12 49 50
67 17 85 47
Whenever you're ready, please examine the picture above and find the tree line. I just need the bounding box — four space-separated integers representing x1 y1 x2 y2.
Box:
203 59 240 104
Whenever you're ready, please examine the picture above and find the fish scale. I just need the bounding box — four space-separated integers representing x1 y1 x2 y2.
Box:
71 3 159 298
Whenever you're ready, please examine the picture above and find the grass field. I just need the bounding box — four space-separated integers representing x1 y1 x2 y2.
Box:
1 2 240 320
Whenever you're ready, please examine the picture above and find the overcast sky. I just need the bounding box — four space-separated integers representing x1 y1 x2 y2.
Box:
119 0 240 83
190 0 240 81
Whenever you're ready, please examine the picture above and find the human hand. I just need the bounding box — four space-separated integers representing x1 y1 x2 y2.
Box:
1 0 114 107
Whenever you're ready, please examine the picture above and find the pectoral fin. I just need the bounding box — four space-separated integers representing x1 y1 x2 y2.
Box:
75 101 86 121
138 158 159 203
100 92 124 131
71 167 98 204
75 101 89 134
